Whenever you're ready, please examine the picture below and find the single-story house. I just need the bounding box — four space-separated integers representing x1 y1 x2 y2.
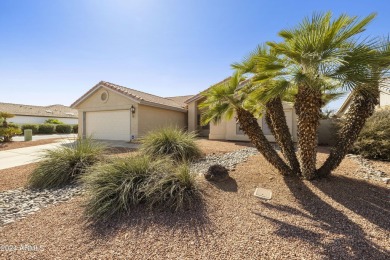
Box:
336 79 390 117
0 102 78 125
71 81 298 142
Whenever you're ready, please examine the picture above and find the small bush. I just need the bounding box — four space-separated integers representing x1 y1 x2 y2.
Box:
144 164 201 211
82 155 171 221
72 124 78 133
56 124 72 134
28 138 105 189
141 127 202 162
45 118 64 124
7 123 20 130
0 127 22 142
21 124 39 134
38 124 56 134
351 109 390 161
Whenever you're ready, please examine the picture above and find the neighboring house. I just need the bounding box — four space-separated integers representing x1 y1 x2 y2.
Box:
336 79 390 117
0 102 78 125
71 80 298 142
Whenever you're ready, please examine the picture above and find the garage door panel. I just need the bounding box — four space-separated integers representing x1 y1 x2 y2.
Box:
86 110 130 141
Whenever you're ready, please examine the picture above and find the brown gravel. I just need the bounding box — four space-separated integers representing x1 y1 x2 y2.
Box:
1 141 389 259
0 163 37 191
0 139 61 151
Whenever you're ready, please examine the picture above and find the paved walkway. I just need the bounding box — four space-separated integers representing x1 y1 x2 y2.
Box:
12 134 77 142
0 139 139 170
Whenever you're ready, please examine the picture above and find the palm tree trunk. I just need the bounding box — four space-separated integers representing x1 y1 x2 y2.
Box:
317 90 379 177
265 98 301 175
236 108 292 175
294 86 322 180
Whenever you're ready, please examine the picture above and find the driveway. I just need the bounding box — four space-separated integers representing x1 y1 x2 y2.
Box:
12 134 77 142
0 141 72 170
0 139 139 170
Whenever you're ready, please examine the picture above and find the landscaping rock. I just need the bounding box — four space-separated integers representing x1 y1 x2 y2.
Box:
0 185 83 227
190 147 258 175
204 164 229 182
346 154 389 182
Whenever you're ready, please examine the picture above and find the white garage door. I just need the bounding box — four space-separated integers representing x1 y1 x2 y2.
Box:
86 110 131 141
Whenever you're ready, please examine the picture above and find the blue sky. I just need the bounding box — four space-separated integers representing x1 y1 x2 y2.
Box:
0 0 389 110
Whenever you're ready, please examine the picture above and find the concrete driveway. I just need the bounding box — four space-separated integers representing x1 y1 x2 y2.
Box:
12 134 77 142
0 139 139 170
0 141 73 170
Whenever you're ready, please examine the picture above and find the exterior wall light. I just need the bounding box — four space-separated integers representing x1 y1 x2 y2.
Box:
131 105 136 114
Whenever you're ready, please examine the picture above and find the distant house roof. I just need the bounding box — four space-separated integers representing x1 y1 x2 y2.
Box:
184 77 232 104
0 103 78 118
71 81 190 112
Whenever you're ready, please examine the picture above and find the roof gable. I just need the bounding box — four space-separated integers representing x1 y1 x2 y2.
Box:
71 81 188 112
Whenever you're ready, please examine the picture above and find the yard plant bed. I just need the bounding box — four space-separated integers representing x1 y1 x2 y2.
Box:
0 140 389 259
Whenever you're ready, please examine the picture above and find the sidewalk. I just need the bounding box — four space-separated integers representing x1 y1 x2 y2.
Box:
0 139 139 170
0 141 71 170
12 134 77 142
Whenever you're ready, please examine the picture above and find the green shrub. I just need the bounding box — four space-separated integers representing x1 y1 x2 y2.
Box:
143 164 201 211
72 124 78 134
82 156 201 222
7 123 20 129
28 138 105 189
82 155 171 221
21 124 39 134
0 127 22 142
45 118 64 124
351 109 390 161
140 127 202 162
38 124 56 134
56 124 72 134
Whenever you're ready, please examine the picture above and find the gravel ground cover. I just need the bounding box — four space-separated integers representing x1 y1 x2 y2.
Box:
0 164 37 192
0 140 389 259
0 139 61 151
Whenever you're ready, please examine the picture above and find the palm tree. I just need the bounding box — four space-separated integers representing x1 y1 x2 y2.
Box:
317 40 390 176
248 12 378 179
233 46 301 175
200 72 293 175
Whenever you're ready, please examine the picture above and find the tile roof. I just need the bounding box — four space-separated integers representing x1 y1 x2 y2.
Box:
165 95 194 106
0 103 78 118
72 81 190 111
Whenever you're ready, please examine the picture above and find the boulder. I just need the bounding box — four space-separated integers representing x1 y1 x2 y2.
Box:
204 164 229 182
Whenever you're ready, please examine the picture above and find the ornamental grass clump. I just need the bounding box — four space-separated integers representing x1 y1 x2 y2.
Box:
82 155 166 220
143 164 201 212
82 155 201 222
351 108 390 161
140 127 202 162
28 137 104 189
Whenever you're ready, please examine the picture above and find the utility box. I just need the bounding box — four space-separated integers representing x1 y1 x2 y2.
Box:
24 129 32 141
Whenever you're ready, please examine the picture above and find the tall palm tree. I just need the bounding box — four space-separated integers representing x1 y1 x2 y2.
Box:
317 40 390 176
249 12 377 179
233 45 301 175
200 72 293 176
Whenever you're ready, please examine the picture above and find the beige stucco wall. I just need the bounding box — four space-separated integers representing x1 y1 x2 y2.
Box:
75 86 139 138
209 103 297 142
187 101 197 132
380 88 390 107
138 104 187 136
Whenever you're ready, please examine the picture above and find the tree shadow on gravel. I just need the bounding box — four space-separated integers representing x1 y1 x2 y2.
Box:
254 176 390 259
207 177 238 192
85 198 212 241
